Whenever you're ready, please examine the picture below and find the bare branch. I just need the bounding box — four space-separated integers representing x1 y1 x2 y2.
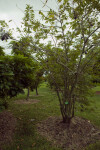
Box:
40 0 52 10
42 0 48 8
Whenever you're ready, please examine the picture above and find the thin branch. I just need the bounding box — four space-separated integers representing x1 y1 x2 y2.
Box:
81 51 99 72
34 9 50 12
84 44 95 53
50 34 57 47
40 0 52 10
16 4 24 13
56 60 74 74
85 26 100 44
42 0 48 8
59 14 68 61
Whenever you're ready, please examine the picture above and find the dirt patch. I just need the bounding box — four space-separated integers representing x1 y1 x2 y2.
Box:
14 99 40 104
96 91 100 95
0 111 16 149
30 95 44 97
37 116 100 150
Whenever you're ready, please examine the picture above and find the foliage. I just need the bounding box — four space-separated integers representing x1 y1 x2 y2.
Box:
10 36 33 57
0 0 99 124
0 56 24 108
0 46 5 56
92 53 100 84
30 64 44 95
10 5 44 97
12 54 36 89
0 20 12 41
28 0 100 123
10 35 44 97
0 54 37 108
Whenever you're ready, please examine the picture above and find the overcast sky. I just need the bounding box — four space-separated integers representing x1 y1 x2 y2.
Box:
0 0 57 54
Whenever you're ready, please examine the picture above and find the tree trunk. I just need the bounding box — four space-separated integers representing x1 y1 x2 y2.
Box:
26 87 30 101
60 97 75 124
61 107 72 124
36 86 38 95
3 101 8 109
63 116 71 124
55 86 75 125
3 98 8 109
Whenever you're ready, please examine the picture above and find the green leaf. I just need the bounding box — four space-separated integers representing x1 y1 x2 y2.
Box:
58 0 62 2
39 11 43 16
49 14 54 18
60 4 63 9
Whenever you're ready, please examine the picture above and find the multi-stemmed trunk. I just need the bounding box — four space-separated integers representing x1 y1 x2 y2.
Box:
61 97 75 124
56 88 75 124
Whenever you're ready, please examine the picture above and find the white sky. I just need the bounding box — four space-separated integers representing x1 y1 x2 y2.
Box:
0 0 57 54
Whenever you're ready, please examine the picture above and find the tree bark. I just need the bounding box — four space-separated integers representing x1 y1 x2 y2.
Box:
26 87 30 101
3 101 8 109
36 86 38 95
60 96 75 124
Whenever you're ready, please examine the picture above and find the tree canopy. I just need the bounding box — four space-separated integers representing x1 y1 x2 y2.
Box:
28 0 100 123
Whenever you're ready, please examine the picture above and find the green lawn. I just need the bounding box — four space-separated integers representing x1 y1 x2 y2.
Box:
1 83 100 150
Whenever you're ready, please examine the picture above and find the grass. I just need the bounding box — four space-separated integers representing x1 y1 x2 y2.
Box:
76 94 100 127
1 83 100 150
92 85 100 92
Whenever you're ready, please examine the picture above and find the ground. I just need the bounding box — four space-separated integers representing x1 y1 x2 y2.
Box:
0 99 39 149
95 91 100 95
0 90 100 150
2 112 100 150
14 99 39 104
37 116 100 150
0 111 16 150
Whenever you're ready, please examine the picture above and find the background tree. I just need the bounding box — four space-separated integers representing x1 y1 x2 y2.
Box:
92 53 100 84
0 55 24 108
10 36 34 101
0 53 37 108
0 20 12 41
0 46 5 56
10 36 43 100
10 4 44 98
30 64 44 95
10 36 33 57
12 54 36 101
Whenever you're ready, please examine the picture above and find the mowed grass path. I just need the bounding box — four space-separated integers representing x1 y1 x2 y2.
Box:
2 83 100 150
